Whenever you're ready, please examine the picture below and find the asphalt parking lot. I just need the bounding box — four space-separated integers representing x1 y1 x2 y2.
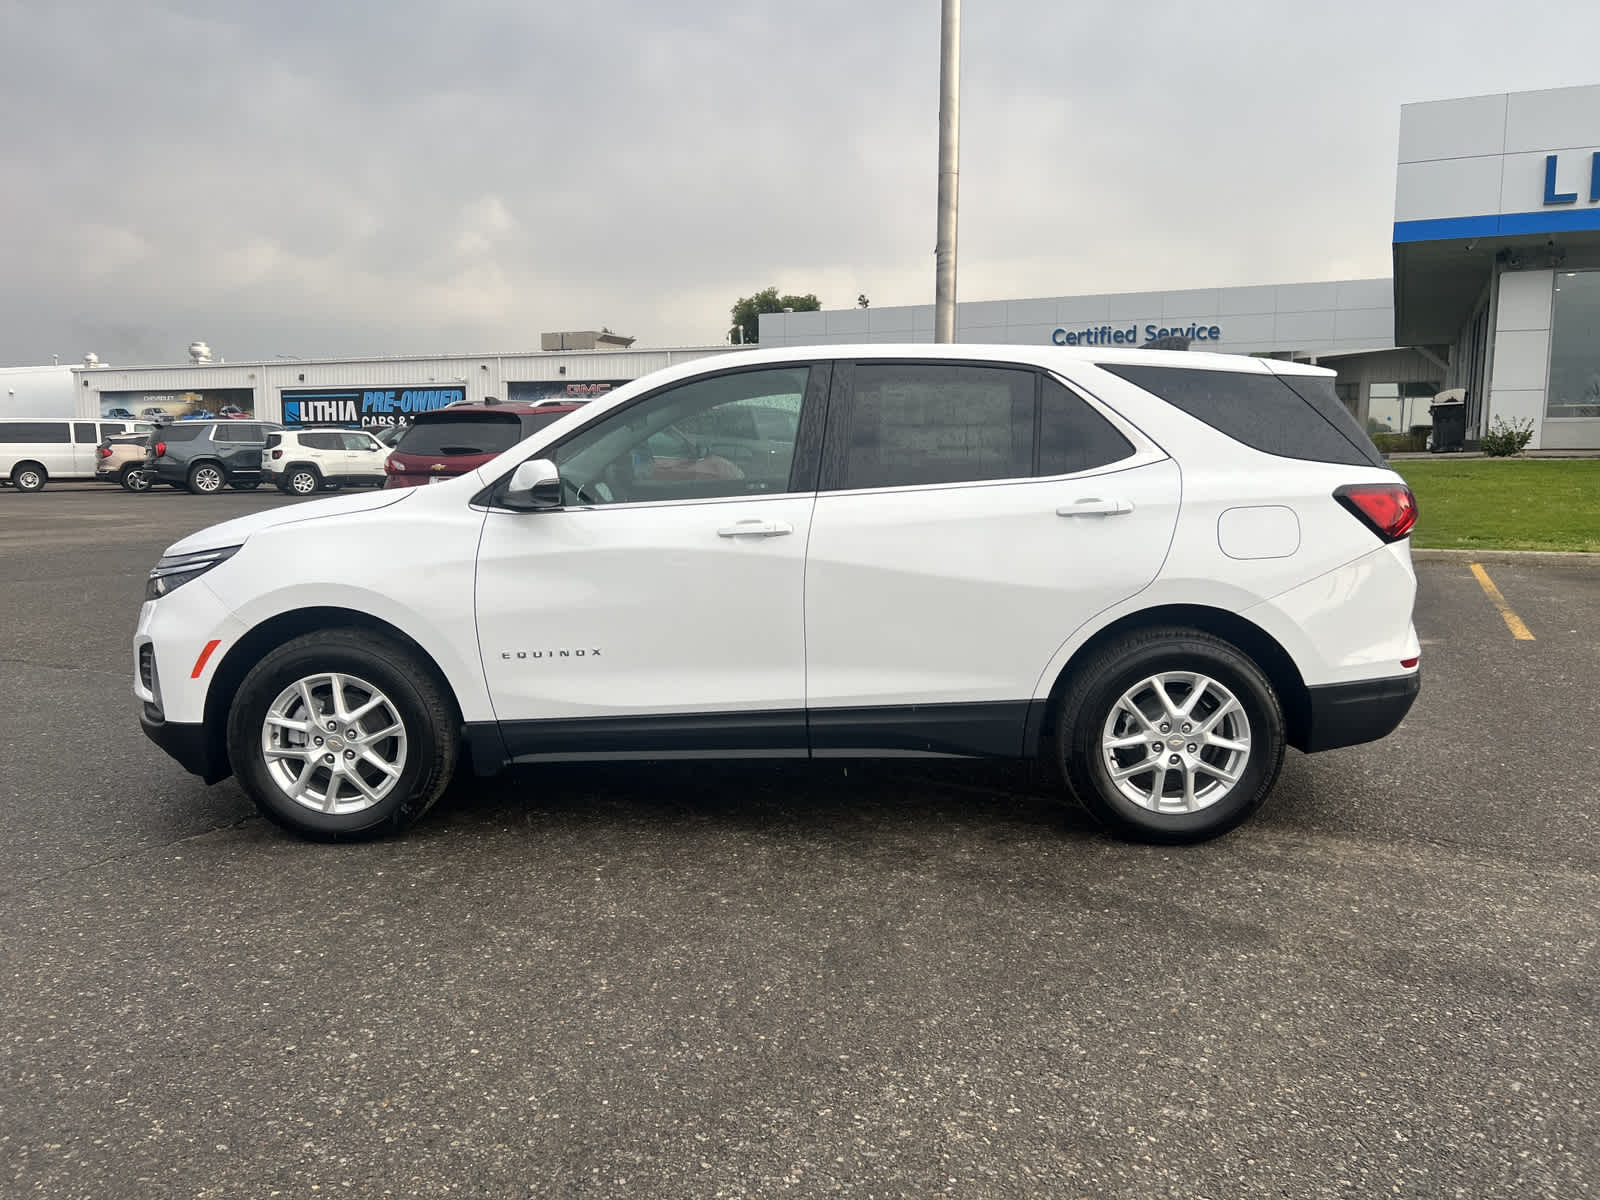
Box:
3 484 1597 1199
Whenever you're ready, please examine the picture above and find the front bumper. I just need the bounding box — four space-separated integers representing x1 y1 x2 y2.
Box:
1301 670 1421 753
139 706 232 783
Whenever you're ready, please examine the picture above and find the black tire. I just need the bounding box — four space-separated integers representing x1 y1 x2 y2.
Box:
229 479 261 491
11 462 46 492
226 629 459 840
1051 627 1285 844
285 465 321 496
187 461 225 494
120 465 153 492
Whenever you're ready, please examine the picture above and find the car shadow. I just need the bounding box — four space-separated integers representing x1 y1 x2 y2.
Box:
425 757 1100 843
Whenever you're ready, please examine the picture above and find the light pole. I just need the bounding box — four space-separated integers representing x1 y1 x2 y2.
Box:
934 0 961 344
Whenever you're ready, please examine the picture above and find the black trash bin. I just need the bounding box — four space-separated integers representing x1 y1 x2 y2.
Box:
1429 399 1465 453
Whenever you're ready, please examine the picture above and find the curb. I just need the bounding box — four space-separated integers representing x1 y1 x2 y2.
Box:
1411 548 1600 568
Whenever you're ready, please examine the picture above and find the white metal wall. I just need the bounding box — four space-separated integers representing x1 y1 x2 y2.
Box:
757 279 1395 359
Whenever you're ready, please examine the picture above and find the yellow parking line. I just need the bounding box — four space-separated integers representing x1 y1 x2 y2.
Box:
1469 563 1535 641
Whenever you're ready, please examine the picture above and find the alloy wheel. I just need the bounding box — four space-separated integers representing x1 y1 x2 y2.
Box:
1099 671 1252 814
260 672 409 815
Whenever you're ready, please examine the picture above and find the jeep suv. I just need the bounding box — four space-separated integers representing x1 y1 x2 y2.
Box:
264 429 390 495
144 420 282 494
135 346 1420 844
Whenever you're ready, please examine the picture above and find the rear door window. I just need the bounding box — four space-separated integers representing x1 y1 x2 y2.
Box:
1038 377 1136 475
73 422 97 443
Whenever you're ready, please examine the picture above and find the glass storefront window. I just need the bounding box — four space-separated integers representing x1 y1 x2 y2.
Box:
1368 383 1402 434
1548 271 1600 419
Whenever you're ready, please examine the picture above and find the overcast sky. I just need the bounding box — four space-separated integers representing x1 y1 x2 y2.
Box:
4 0 1600 366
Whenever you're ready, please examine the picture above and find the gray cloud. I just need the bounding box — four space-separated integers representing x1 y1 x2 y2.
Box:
4 0 1599 365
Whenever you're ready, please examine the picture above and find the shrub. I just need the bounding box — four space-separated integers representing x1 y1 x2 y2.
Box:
1480 416 1535 458
1372 431 1428 454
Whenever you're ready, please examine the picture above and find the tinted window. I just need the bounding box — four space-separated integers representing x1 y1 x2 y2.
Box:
553 366 811 504
400 413 525 456
73 422 97 443
1038 377 1136 475
1273 374 1388 468
160 424 204 442
300 431 340 451
1100 364 1385 468
517 411 571 438
0 422 69 443
841 364 1033 490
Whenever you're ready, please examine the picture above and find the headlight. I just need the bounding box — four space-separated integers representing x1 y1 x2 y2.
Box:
146 545 241 601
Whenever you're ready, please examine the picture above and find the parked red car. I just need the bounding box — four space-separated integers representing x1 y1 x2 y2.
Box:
384 403 585 489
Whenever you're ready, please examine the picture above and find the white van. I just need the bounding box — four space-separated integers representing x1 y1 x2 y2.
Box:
1 417 156 492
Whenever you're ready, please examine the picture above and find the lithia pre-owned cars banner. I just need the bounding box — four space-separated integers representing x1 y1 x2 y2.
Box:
280 387 465 430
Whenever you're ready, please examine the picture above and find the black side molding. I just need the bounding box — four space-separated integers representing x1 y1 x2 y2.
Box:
1299 671 1420 753
498 710 809 764
809 702 1030 758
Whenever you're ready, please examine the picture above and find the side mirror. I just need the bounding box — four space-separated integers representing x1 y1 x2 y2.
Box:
505 458 562 510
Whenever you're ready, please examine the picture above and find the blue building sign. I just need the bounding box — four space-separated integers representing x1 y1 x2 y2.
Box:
281 386 465 430
1052 322 1223 347
1542 152 1600 206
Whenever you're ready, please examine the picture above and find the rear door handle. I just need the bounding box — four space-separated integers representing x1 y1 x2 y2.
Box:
717 519 794 538
1056 497 1134 517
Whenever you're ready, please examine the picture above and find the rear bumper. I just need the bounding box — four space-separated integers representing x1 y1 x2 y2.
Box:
139 706 232 784
1300 670 1420 753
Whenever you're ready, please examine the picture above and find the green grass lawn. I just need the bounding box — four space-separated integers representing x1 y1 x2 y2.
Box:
1389 459 1600 553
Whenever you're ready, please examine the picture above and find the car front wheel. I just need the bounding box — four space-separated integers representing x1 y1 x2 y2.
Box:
1052 628 1285 844
11 462 47 492
187 462 225 494
226 630 459 839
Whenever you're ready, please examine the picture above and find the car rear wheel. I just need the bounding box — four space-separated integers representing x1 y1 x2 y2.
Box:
286 466 320 495
187 462 225 494
120 465 153 492
1051 627 1285 844
11 462 47 492
226 630 459 839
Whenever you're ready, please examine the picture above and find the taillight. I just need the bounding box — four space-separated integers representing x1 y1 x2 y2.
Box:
97 446 111 458
271 449 283 459
155 441 167 457
384 457 399 473
1334 483 1417 543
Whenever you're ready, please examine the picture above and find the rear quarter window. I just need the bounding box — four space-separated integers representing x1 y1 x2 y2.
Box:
1099 364 1385 468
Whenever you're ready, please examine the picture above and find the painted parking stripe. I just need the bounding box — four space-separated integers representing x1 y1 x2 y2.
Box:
1469 563 1535 641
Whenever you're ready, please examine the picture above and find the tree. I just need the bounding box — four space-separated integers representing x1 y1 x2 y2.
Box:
729 287 821 345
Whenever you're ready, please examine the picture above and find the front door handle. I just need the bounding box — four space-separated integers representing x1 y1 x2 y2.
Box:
1056 497 1134 517
717 519 794 538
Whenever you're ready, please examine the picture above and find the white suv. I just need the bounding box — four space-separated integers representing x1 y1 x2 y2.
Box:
134 346 1420 844
263 428 391 494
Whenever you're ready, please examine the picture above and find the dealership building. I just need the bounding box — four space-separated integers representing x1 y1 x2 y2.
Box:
67 83 1600 451
761 82 1600 451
